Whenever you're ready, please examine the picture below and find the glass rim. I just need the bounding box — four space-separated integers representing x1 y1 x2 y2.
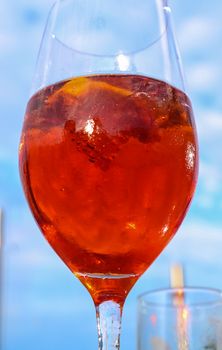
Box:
47 0 171 58
56 0 170 7
138 287 222 309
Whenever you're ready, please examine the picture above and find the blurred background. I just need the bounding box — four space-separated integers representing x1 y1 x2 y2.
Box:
1 0 222 349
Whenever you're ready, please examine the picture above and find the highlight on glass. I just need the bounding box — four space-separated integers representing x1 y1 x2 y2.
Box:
19 0 198 349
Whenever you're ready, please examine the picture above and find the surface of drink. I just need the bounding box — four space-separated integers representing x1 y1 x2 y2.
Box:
19 74 198 303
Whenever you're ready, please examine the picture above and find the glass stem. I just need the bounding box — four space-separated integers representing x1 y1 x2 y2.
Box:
96 300 123 350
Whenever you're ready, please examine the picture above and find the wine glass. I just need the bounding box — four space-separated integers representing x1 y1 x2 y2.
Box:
19 0 198 349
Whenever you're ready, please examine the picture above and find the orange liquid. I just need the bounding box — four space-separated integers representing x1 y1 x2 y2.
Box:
19 75 198 304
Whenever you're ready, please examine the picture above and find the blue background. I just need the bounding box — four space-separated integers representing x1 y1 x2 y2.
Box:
1 0 222 349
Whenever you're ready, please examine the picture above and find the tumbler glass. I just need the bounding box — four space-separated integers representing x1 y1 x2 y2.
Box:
138 287 222 350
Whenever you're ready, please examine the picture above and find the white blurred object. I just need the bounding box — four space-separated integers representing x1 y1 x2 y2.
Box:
0 209 2 250
170 264 189 350
170 264 185 289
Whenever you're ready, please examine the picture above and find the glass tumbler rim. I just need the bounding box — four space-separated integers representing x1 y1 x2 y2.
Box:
138 287 222 309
